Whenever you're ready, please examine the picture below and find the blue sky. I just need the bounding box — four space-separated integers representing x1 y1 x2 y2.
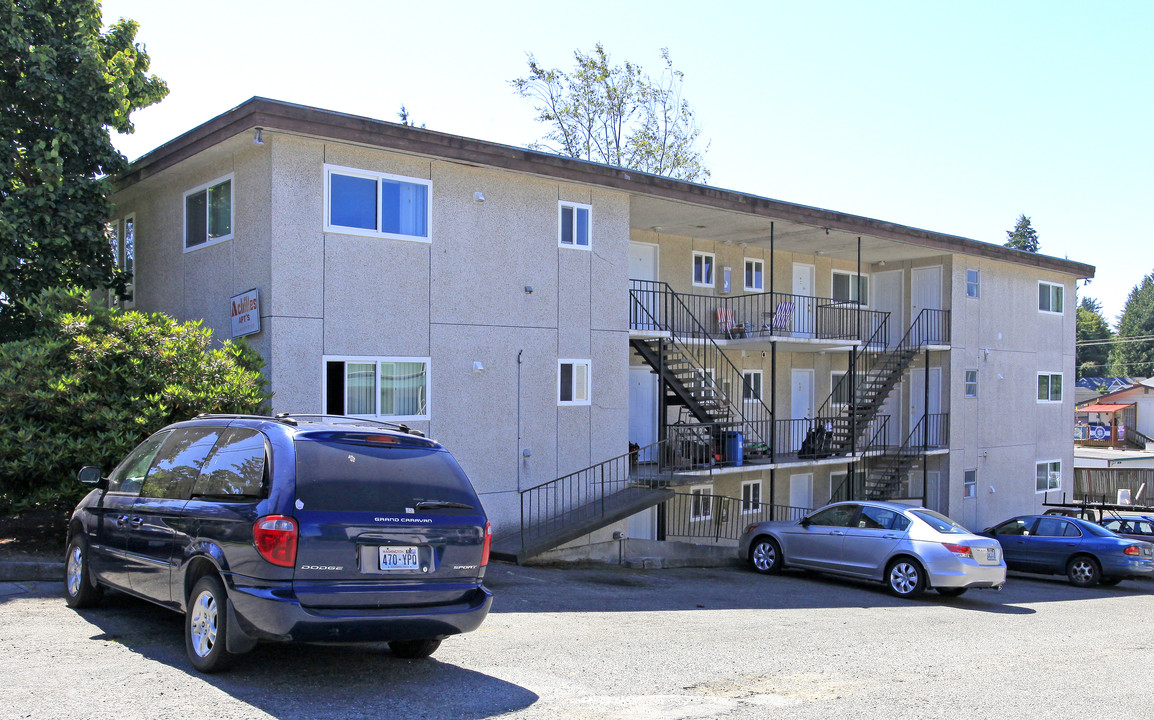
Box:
100 0 1153 323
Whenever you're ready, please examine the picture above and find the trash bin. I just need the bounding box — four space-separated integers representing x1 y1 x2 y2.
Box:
725 431 744 466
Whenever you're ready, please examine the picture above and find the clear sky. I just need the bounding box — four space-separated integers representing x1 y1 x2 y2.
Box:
99 0 1153 324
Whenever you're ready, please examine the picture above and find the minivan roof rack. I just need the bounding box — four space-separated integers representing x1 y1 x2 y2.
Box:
195 413 297 426
275 413 425 437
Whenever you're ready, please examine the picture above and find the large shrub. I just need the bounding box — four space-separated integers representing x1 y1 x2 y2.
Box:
0 287 270 509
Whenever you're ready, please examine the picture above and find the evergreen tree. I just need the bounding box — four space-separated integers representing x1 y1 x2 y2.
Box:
1108 271 1154 377
1076 295 1113 379
1004 214 1040 252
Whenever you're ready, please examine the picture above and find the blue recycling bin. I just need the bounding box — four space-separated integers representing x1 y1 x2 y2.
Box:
725 431 744 466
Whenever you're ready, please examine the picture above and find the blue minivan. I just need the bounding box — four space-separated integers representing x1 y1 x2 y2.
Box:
64 414 492 672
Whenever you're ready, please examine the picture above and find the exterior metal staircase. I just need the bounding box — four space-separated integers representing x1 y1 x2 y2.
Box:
832 413 950 502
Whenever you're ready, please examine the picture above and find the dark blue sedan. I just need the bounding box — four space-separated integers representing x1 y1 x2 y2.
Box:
981 515 1154 587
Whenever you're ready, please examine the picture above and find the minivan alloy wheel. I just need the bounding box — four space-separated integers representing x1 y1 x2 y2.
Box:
66 545 83 598
189 589 219 657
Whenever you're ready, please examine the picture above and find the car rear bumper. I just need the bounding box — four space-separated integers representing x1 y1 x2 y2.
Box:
1100 557 1154 579
925 562 1007 590
224 575 493 643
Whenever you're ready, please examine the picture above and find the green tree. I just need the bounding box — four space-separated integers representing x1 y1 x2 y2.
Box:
1076 295 1113 379
511 44 710 182
1004 214 1040 252
0 0 168 341
1108 271 1154 377
0 287 270 509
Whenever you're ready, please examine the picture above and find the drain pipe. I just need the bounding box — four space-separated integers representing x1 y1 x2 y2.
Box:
517 349 523 492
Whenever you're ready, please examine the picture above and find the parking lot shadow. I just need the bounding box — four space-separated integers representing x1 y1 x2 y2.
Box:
75 590 538 720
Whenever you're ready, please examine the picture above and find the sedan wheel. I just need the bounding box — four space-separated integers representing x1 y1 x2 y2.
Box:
750 538 783 574
1066 556 1100 588
886 558 926 598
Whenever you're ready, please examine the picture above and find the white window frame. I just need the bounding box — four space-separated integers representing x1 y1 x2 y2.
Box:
830 371 851 406
1036 459 1061 493
965 268 980 299
324 164 432 243
690 484 713 521
183 174 234 252
744 258 764 292
122 214 136 309
557 201 592 250
742 370 763 403
741 480 762 514
692 251 715 288
964 369 978 398
558 359 591 406
1037 372 1063 403
963 469 977 499
1038 281 1064 314
831 270 869 305
322 355 431 421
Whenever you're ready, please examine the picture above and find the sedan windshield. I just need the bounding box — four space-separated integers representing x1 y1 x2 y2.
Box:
910 509 970 535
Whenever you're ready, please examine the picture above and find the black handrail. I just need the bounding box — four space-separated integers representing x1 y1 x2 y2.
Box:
660 492 811 542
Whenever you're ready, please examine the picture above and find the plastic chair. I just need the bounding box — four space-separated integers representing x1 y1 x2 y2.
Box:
762 300 795 336
716 307 737 338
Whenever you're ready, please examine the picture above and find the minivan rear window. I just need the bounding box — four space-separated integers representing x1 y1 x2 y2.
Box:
294 438 479 513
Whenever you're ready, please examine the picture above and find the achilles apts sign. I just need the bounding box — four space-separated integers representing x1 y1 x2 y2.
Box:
230 288 261 338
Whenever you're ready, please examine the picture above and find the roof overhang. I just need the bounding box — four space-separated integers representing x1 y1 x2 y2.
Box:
116 97 1096 278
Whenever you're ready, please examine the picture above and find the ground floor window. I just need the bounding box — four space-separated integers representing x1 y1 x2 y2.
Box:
1036 460 1061 493
741 480 761 513
324 356 429 420
690 484 712 520
558 360 591 405
964 469 977 498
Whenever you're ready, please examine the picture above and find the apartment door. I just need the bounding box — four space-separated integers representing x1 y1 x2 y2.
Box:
629 242 660 330
628 366 658 463
909 367 942 447
627 507 656 540
911 266 943 344
790 369 814 451
873 269 904 347
790 473 814 511
793 263 815 336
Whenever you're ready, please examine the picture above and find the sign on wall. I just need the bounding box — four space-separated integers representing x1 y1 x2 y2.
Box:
230 288 261 338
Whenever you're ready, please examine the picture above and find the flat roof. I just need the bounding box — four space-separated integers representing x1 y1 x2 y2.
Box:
116 97 1095 279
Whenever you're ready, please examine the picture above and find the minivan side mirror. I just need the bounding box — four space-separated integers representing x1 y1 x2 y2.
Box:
77 466 105 488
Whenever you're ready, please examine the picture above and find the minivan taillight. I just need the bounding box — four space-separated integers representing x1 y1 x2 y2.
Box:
480 521 491 567
254 515 298 567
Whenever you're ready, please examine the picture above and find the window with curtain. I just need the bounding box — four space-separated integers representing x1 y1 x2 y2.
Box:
325 165 431 242
558 360 591 405
324 357 430 420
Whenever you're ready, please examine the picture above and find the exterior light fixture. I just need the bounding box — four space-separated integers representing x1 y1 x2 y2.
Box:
253 127 264 145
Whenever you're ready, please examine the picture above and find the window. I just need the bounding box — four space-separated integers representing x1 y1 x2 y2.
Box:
742 370 762 402
964 370 978 398
1035 517 1081 538
558 201 591 249
1037 372 1063 402
692 251 715 287
325 357 430 420
325 165 430 242
806 504 858 527
191 428 267 498
744 258 764 292
690 485 713 520
1036 460 1061 493
1039 281 1064 314
123 215 135 306
741 481 761 514
966 269 980 298
184 175 233 250
964 469 977 499
107 431 171 494
832 271 868 304
558 360 591 405
858 505 904 530
831 371 850 405
142 428 222 500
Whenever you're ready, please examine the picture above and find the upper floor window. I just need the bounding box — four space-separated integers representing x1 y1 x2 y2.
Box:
184 175 233 251
558 201 591 249
832 271 868 305
324 356 429 420
964 369 978 398
744 258 764 292
966 269 980 298
325 165 430 242
1037 372 1063 403
693 251 715 287
1039 281 1064 314
558 360 591 405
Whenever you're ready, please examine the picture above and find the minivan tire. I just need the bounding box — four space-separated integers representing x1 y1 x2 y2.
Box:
186 575 237 673
64 535 102 609
389 638 441 659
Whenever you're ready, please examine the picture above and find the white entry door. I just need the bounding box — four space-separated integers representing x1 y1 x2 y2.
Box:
790 473 814 511
793 263 815 336
790 369 814 451
911 266 943 344
629 242 660 330
909 367 942 447
626 507 656 540
873 269 904 347
628 367 658 462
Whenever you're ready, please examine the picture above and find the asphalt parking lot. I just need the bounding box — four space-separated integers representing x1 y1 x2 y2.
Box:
2 562 1151 720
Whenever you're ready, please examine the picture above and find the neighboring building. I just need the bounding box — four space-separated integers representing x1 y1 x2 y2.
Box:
1074 376 1142 406
108 98 1094 560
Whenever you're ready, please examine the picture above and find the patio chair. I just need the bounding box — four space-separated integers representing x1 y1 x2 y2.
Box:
761 300 795 336
715 307 737 338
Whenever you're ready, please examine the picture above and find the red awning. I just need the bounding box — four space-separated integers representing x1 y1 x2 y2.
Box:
1077 403 1133 413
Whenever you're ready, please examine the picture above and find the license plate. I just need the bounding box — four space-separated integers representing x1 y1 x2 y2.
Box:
986 548 997 561
378 545 419 571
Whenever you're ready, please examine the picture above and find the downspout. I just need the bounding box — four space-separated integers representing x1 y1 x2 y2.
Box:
517 349 523 491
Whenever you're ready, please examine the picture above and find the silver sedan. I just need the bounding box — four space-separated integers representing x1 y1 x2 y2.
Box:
737 501 1007 598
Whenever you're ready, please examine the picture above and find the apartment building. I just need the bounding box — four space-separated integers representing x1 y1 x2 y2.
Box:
109 98 1093 562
